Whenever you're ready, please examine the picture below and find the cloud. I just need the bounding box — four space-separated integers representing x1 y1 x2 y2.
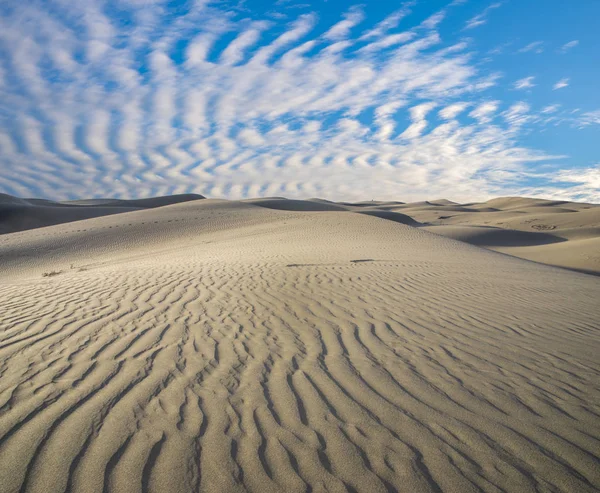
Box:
323 7 364 40
220 22 269 65
252 13 316 64
439 102 469 120
541 104 560 114
0 1 589 203
399 102 437 139
464 2 503 30
358 32 416 53
469 101 499 123
519 165 600 203
503 102 531 130
359 4 414 40
374 101 405 140
554 166 600 188
579 110 600 126
558 40 579 53
514 76 535 90
237 128 266 147
553 78 569 90
421 11 446 30
518 41 543 54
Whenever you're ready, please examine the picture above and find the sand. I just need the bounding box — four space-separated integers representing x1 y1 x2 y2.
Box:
380 197 600 276
0 196 599 492
0 193 205 235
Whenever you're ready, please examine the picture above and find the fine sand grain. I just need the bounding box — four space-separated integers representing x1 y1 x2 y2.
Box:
0 197 599 492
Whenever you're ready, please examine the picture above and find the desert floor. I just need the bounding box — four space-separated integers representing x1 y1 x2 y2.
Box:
0 195 599 492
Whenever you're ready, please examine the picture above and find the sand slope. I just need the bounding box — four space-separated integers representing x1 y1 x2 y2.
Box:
1 198 599 493
0 193 205 235
2 193 599 275
368 197 600 275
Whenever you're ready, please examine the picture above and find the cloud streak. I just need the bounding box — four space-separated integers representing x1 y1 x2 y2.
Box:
518 41 543 54
514 76 535 90
558 40 579 53
464 2 503 30
553 78 569 90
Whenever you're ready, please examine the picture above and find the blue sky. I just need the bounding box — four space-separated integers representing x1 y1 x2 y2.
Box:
0 0 598 202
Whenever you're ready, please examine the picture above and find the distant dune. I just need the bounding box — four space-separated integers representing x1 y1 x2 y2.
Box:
5 193 596 275
0 195 599 492
0 193 205 235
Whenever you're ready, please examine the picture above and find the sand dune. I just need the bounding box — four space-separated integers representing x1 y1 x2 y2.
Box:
371 197 600 275
2 193 598 275
0 193 204 235
243 198 348 212
0 196 599 492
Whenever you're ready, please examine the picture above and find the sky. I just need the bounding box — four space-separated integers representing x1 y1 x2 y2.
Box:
0 0 598 202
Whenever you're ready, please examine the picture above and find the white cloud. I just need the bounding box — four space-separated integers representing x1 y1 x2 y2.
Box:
374 101 405 140
238 128 266 147
503 102 531 129
469 101 499 123
187 31 224 67
359 5 414 40
553 78 569 90
554 166 600 188
323 7 364 40
421 11 446 30
358 32 416 53
520 165 600 203
514 76 535 90
579 110 600 126
252 13 316 64
439 102 469 120
464 2 503 30
541 104 560 114
0 1 590 203
558 40 579 54
220 22 269 66
518 41 543 54
400 102 437 140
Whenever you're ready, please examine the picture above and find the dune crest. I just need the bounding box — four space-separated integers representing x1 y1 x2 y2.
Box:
2 193 598 275
0 193 205 235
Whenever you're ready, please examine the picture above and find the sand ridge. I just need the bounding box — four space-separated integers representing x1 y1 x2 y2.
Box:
2 194 599 275
0 193 205 235
0 197 599 492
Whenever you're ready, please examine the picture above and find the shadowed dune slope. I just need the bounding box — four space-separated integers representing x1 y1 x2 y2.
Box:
1 200 599 493
355 210 420 226
421 225 566 247
0 193 205 235
242 198 348 212
375 197 600 275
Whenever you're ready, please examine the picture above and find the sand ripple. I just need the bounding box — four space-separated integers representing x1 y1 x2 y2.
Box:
0 205 599 492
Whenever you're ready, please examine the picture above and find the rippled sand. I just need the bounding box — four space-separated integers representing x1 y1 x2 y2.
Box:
1 198 599 492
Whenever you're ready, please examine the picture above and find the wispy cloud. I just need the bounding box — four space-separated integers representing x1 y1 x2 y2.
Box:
503 102 531 130
558 40 579 53
553 78 569 90
359 3 414 40
520 165 600 203
579 110 600 126
514 76 536 90
399 102 437 139
464 2 503 30
323 6 364 40
518 41 543 54
439 102 470 120
541 104 560 114
469 101 499 123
